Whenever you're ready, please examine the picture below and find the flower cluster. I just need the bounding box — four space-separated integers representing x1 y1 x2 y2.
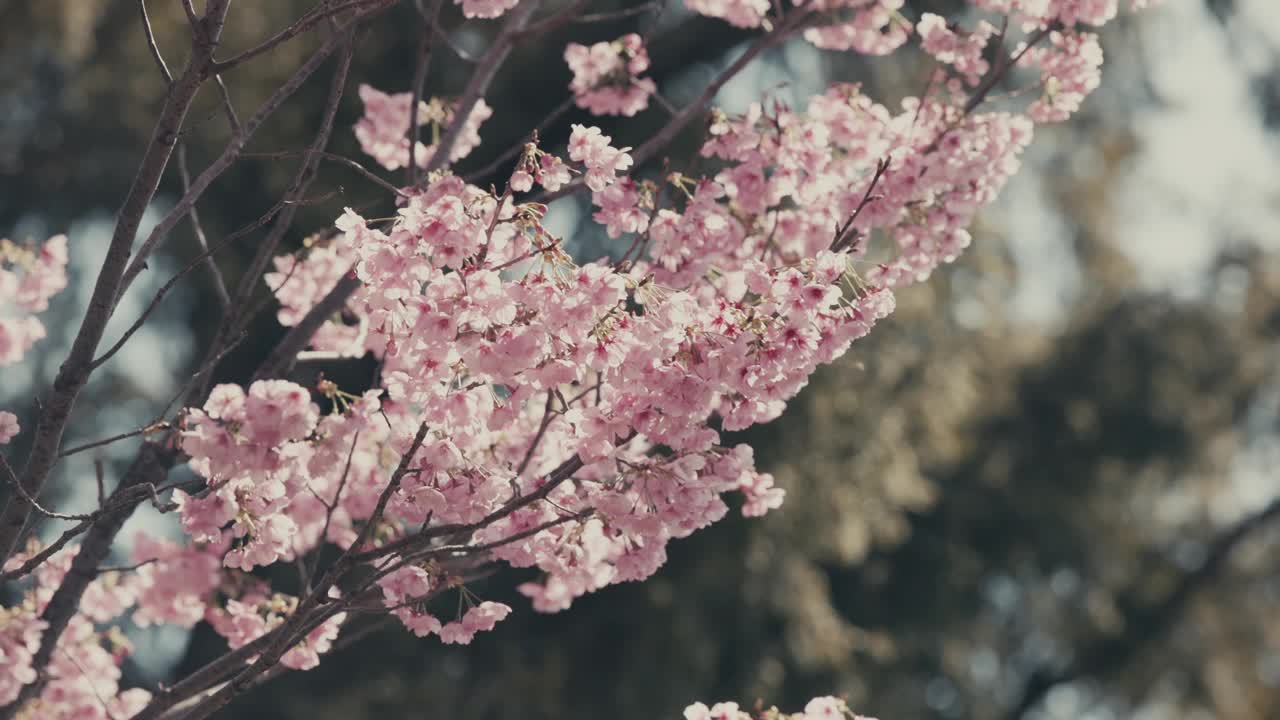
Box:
259 153 891 618
378 566 513 644
174 381 324 571
564 34 656 117
509 144 575 194
685 697 875 720
458 0 519 19
1023 30 1105 122
0 234 68 367
803 0 911 55
568 124 634 191
205 587 346 670
916 13 998 85
0 412 18 444
0 545 150 716
128 534 223 628
355 84 492 172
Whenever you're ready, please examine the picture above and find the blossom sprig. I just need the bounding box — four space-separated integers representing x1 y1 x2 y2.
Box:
0 234 68 367
564 33 657 117
686 696 876 720
354 84 493 172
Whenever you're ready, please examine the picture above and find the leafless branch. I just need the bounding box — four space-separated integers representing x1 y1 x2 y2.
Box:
176 144 232 308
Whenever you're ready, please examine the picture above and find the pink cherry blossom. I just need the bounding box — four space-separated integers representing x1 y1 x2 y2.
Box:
564 34 656 117
355 84 491 171
458 0 519 19
568 124 634 191
917 13 998 85
684 0 770 28
0 412 17 444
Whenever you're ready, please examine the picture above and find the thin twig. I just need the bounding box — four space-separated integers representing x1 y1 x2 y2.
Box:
211 0 393 72
0 453 92 521
465 96 574 184
119 24 364 298
829 157 889 253
177 144 231 308
90 197 294 372
244 150 409 197
409 0 445 186
212 75 242 137
0 0 232 570
0 520 91 581
58 422 166 458
97 557 160 575
138 0 174 84
306 431 360 590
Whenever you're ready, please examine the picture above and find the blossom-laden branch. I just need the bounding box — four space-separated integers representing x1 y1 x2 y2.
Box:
0 0 1158 717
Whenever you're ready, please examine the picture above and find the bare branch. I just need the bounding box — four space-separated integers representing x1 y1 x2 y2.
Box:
0 520 92 582
409 0 446 186
244 150 409 197
212 75 242 137
119 26 358 298
176 144 231 309
218 34 359 346
138 0 174 84
89 196 295 373
57 422 165 459
211 0 394 72
0 452 92 521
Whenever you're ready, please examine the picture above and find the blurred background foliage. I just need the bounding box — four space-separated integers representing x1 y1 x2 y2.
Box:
2 0 1279 718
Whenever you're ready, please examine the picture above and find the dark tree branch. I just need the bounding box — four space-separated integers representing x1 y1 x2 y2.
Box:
253 273 362 382
423 0 544 175
0 0 231 569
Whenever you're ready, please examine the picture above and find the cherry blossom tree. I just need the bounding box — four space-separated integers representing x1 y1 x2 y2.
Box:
0 0 1158 717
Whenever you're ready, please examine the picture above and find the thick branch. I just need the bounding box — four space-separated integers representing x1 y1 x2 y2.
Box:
0 0 231 568
252 272 362 382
